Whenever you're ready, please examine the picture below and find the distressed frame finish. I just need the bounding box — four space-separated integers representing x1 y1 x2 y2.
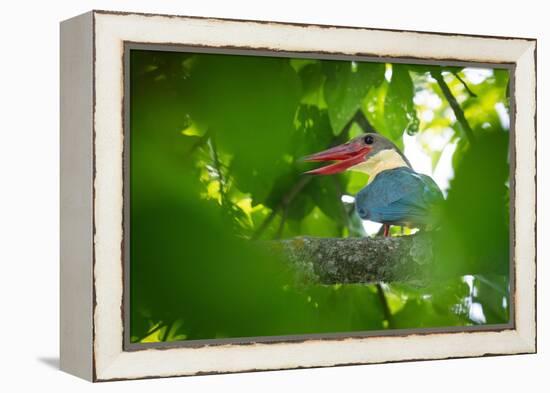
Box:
60 10 537 382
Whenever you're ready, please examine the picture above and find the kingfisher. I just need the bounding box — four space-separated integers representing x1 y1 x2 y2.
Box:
303 133 443 236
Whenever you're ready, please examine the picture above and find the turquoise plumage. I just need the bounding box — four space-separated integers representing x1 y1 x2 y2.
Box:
355 167 443 227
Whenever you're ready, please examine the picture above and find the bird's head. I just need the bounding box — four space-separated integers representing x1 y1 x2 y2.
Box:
302 133 410 176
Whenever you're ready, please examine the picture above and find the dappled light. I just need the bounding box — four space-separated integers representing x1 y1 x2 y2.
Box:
129 50 511 343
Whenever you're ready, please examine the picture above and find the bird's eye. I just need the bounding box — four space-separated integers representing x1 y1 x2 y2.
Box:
364 135 374 145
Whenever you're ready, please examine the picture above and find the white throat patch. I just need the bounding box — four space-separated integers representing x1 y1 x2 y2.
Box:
350 149 410 183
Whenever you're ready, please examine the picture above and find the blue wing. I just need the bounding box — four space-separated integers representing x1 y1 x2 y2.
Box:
355 167 443 226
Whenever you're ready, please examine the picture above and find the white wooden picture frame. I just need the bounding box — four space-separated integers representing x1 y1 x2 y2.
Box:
60 10 536 381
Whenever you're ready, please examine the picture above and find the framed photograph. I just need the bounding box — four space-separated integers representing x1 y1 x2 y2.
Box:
60 10 537 381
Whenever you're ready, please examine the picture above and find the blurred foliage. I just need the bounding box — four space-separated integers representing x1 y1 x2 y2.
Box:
130 50 511 342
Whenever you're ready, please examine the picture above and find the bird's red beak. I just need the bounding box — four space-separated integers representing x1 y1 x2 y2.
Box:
302 142 372 175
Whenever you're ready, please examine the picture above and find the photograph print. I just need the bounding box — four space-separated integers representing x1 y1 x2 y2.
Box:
127 47 512 345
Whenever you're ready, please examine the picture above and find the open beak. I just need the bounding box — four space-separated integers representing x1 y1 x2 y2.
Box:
302 142 372 175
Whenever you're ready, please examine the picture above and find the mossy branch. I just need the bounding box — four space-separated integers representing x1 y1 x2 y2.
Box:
268 234 434 285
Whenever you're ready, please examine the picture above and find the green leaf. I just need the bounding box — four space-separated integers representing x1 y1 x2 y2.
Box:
323 61 384 135
471 275 509 324
436 131 509 278
286 193 315 221
298 207 343 238
230 156 276 206
290 58 317 72
293 105 334 161
408 64 462 76
187 54 301 182
387 280 470 329
306 176 347 224
306 284 385 330
384 64 419 140
344 171 370 195
298 62 327 107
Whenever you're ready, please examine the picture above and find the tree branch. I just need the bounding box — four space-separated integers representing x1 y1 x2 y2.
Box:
210 136 227 206
452 71 477 98
251 176 312 240
186 130 211 156
430 70 476 144
353 109 377 133
275 204 289 240
268 234 434 285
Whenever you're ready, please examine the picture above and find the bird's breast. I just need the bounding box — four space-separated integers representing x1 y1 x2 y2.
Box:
350 149 409 183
